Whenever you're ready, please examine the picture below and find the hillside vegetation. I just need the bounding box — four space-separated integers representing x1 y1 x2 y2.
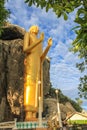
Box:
48 86 82 112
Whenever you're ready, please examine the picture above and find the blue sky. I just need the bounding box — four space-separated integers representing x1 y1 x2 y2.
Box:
5 0 87 110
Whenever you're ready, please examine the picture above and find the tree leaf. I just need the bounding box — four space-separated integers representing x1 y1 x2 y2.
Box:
65 8 72 13
63 13 68 20
71 26 81 30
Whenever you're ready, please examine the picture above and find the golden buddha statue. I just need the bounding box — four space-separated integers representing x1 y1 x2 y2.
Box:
23 25 52 121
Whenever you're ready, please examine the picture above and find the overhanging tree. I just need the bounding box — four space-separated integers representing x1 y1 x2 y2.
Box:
70 1 87 99
24 0 87 99
24 0 82 20
0 0 9 35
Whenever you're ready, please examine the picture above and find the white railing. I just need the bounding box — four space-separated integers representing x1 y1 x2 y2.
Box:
0 119 47 129
0 119 16 129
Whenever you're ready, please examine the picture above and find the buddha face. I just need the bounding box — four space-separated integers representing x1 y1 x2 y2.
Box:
29 25 39 35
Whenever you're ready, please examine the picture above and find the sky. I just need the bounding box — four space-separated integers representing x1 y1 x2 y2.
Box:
5 0 87 110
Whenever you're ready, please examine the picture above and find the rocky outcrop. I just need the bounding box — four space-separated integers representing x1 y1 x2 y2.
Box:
43 98 76 120
0 98 6 121
0 39 24 121
43 58 51 95
0 23 25 40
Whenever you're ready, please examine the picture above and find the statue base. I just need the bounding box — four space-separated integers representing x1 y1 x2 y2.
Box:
25 111 37 121
24 105 37 121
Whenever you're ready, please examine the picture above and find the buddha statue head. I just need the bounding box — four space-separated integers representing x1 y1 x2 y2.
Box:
29 25 39 35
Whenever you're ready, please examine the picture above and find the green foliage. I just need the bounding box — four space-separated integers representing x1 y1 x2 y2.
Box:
49 86 56 98
58 89 70 103
75 98 83 106
24 0 82 20
78 75 87 99
71 1 87 99
0 0 9 35
69 99 82 112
